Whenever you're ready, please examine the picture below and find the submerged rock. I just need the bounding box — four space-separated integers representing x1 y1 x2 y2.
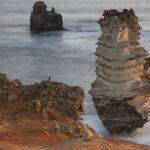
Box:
30 1 63 31
90 9 150 134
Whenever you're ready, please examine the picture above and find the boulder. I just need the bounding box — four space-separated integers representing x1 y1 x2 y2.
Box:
30 1 63 31
90 9 150 134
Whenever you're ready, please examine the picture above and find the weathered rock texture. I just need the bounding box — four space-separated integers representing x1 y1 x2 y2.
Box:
1 137 150 150
90 9 150 134
30 1 63 31
0 73 97 145
1 74 150 149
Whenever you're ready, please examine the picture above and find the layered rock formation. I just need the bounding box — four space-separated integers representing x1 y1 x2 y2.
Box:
30 1 63 31
90 9 150 133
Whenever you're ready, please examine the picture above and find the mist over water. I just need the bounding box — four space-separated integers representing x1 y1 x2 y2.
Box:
0 0 150 146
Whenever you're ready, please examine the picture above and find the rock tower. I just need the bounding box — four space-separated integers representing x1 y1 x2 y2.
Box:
30 1 63 31
90 9 150 133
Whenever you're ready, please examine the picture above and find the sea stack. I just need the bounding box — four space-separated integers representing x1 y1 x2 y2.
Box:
30 1 63 31
90 9 150 133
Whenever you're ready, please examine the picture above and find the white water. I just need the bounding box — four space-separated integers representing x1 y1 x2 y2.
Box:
0 0 150 146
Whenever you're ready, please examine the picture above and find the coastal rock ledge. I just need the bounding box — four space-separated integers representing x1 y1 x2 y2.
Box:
0 73 97 144
90 9 150 134
30 1 63 31
0 73 150 149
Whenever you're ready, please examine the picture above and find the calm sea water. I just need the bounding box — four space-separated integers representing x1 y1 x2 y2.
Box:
0 0 150 146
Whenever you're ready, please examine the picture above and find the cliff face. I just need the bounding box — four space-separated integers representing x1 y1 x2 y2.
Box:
90 9 150 134
30 1 63 31
0 73 97 145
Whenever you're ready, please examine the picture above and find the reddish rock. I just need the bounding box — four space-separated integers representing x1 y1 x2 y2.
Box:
0 73 96 143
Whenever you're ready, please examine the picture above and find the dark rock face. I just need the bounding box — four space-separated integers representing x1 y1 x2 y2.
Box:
144 58 150 71
30 1 63 31
90 9 150 134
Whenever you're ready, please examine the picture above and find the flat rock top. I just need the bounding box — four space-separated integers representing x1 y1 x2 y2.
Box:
102 9 138 25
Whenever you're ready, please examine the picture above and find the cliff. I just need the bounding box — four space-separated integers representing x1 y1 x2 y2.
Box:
90 9 150 134
30 1 63 31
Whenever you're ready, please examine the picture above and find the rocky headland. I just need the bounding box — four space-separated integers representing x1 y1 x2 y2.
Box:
90 9 150 134
0 73 150 149
30 1 63 31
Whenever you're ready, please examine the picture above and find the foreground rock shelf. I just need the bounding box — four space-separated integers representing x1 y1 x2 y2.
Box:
90 9 150 134
0 73 97 141
30 1 63 31
0 137 150 150
0 73 150 149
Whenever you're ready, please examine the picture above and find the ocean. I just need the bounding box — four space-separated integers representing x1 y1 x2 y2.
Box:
0 0 150 146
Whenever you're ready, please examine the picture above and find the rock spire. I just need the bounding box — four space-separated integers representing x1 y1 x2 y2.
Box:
30 1 63 31
90 9 150 133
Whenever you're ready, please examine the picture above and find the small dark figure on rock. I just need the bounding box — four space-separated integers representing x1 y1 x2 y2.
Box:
51 7 55 14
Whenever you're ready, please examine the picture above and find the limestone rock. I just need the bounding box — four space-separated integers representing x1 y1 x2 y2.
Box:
0 73 97 141
90 9 150 134
20 80 85 121
30 1 63 31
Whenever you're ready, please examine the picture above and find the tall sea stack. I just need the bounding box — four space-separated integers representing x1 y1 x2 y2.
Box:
90 9 150 133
